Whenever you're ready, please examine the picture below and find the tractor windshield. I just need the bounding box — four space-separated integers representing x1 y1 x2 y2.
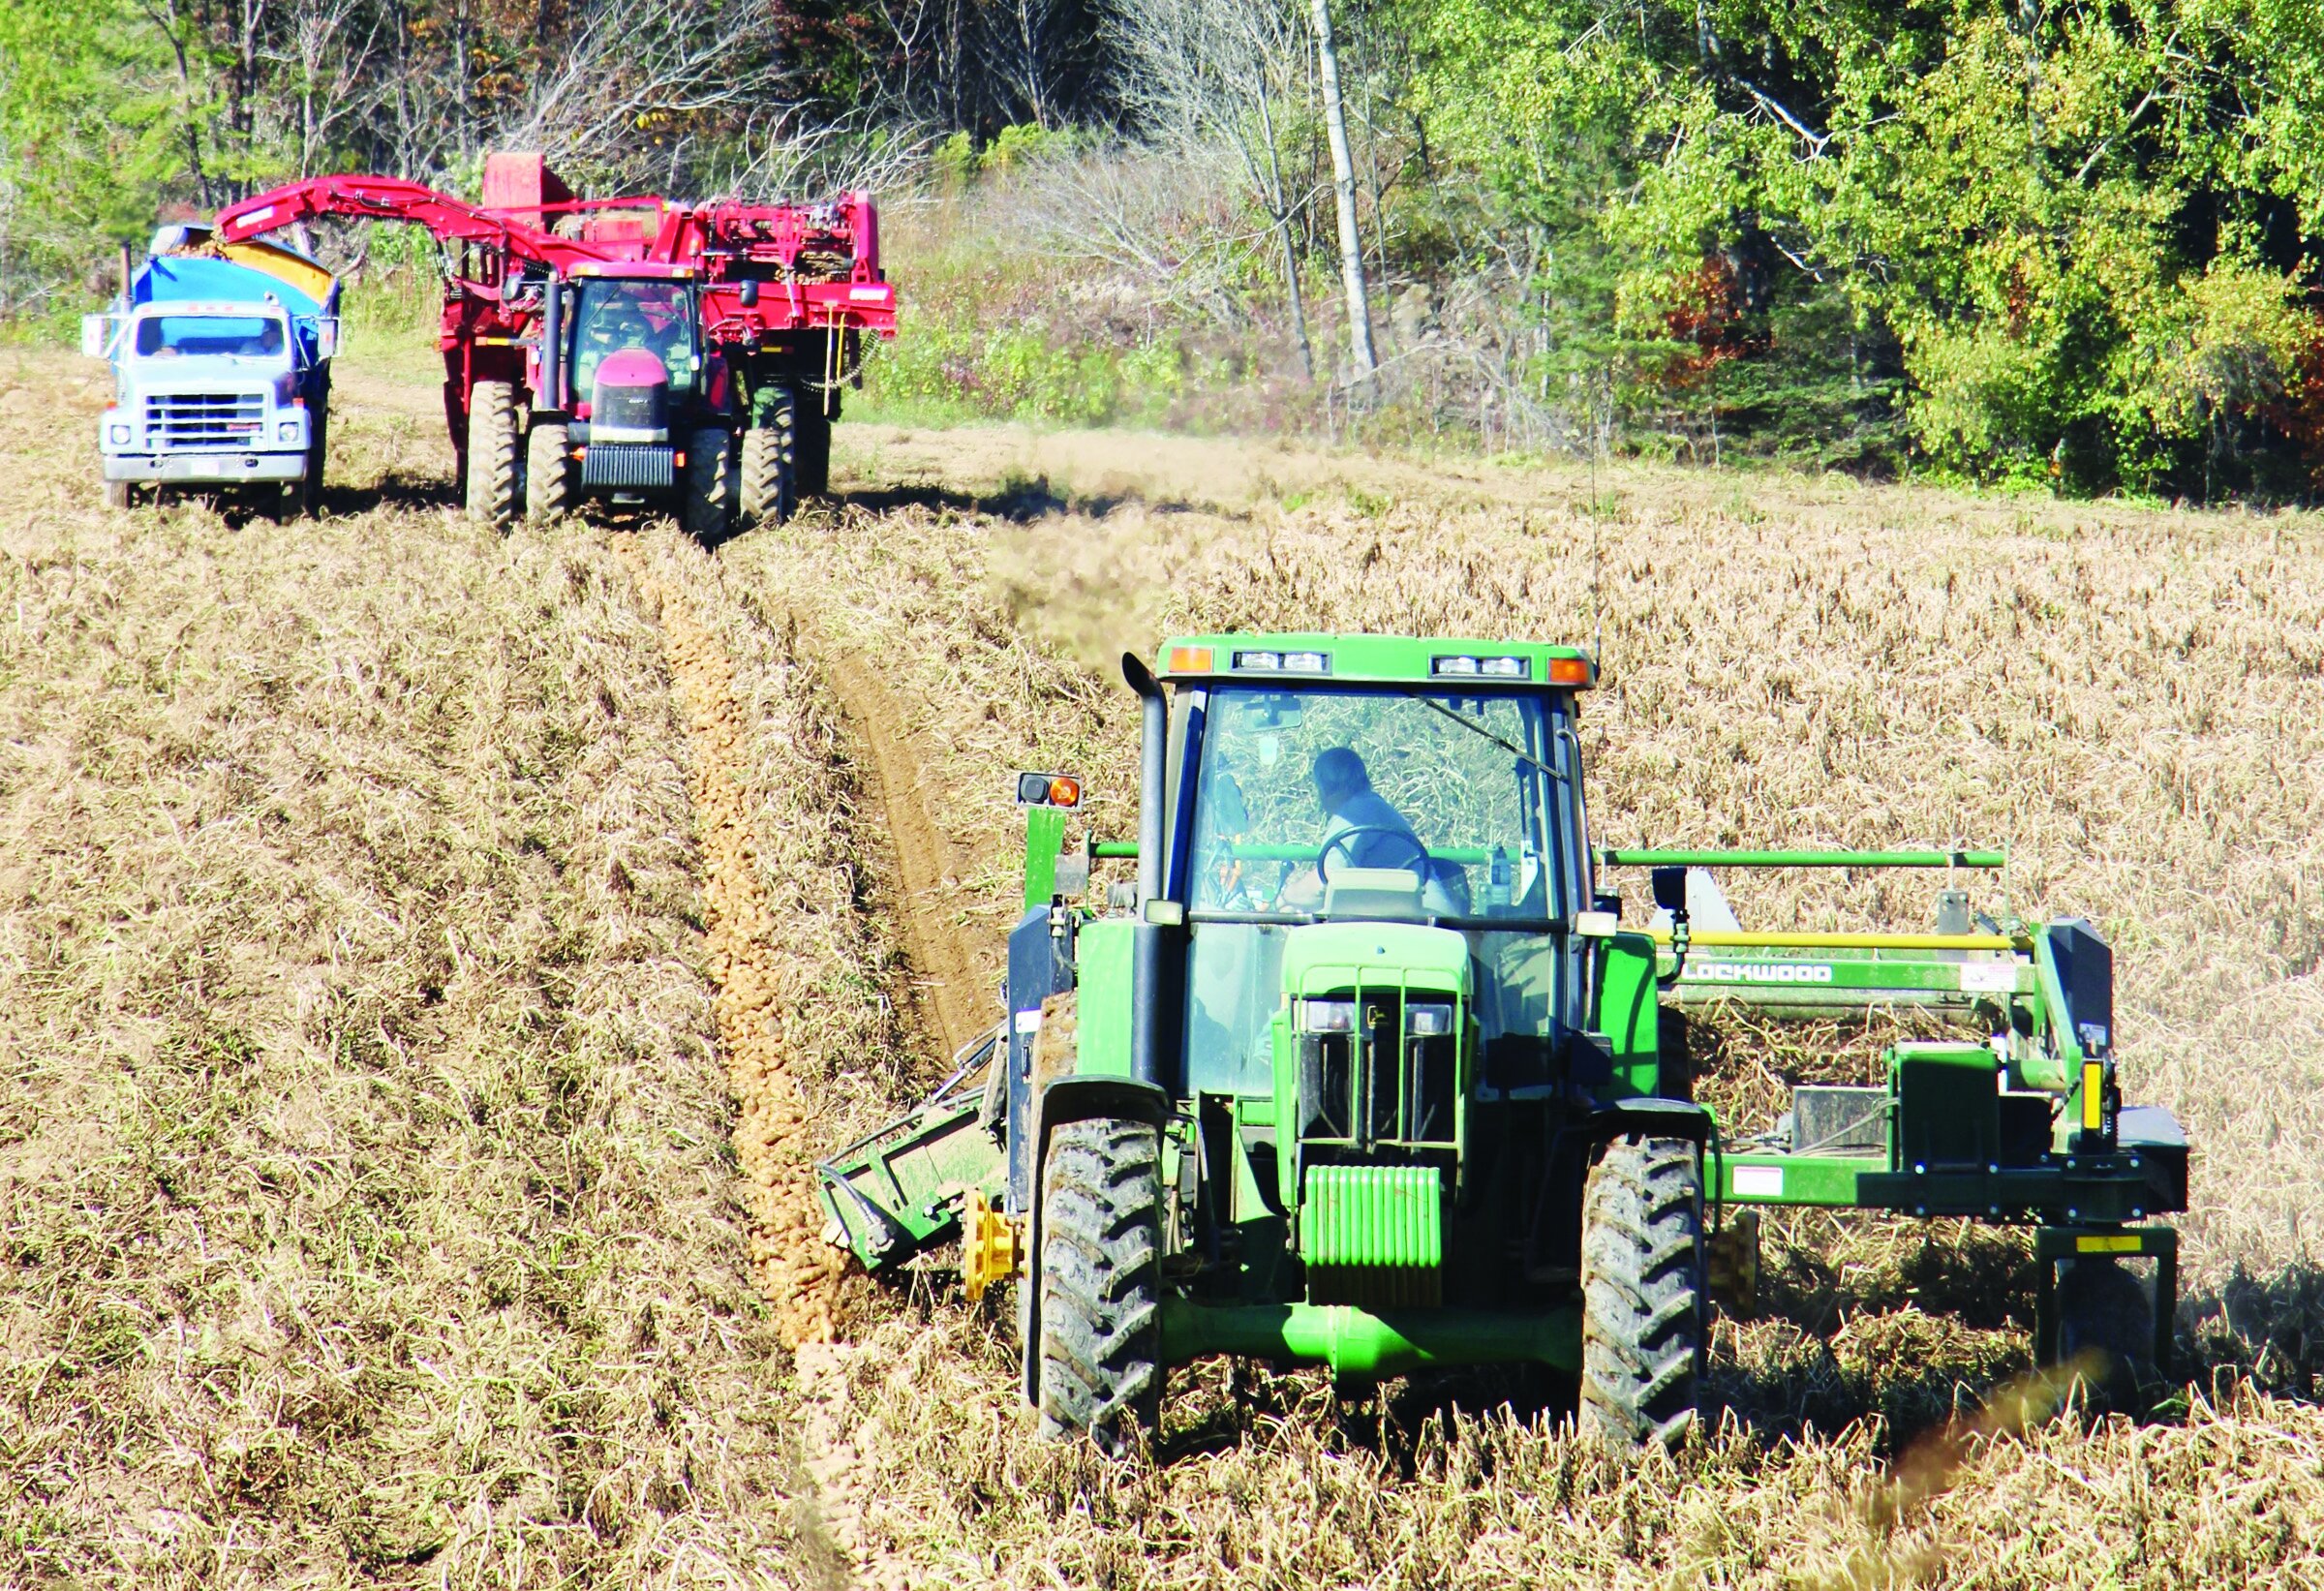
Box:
1186 685 1566 920
569 279 699 396
1177 683 1587 1099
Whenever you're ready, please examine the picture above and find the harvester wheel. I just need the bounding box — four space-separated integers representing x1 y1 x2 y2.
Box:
525 421 572 523
1579 1135 1705 1449
683 427 737 542
1036 1116 1163 1454
795 397 832 498
465 380 520 532
738 400 794 530
2055 1256 2158 1413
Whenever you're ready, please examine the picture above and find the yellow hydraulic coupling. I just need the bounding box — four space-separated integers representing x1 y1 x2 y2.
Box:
1707 1209 1761 1316
961 1188 1023 1303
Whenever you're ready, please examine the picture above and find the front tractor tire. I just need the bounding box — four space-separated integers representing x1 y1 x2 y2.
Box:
1037 1116 1164 1454
525 421 573 523
1580 1136 1706 1449
465 380 520 532
683 427 738 543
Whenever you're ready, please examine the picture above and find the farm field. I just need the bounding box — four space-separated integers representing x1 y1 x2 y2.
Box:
3 337 2323 1587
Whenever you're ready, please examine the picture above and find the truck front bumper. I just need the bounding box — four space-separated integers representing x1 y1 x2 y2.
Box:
103 451 306 484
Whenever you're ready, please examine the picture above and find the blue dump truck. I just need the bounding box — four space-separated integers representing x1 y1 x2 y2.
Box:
81 226 341 514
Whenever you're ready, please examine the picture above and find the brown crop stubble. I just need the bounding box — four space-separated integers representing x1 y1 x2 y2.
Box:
0 350 805 1585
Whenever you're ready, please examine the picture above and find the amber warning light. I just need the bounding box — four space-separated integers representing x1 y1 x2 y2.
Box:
1016 772 1082 808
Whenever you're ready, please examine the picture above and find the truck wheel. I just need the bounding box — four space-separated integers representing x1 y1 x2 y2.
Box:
103 480 131 510
682 427 737 543
794 396 832 498
1580 1136 1705 1448
299 413 328 517
738 389 795 530
525 422 572 523
2055 1256 2158 1414
465 381 519 532
1037 1116 1163 1454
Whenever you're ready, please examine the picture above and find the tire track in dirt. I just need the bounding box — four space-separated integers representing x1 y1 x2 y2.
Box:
615 528 918 1590
608 531 844 1350
810 648 991 1061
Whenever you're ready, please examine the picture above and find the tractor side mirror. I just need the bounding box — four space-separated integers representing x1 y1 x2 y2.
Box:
1650 866 1689 917
736 280 760 308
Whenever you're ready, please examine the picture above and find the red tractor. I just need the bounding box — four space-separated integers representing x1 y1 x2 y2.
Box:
212 153 897 537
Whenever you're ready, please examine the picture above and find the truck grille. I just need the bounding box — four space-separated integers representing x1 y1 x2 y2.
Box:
581 444 675 489
143 393 265 447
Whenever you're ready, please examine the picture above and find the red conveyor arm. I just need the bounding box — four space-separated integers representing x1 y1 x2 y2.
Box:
214 175 623 275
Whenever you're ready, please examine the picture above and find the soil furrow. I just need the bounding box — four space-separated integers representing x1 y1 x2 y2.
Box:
810 646 991 1061
609 529 844 1349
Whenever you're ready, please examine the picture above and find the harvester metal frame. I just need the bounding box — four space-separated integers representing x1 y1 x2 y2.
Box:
210 156 896 534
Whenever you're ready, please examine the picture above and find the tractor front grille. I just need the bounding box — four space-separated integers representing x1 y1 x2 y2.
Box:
143 392 264 448
1302 1163 1444 1309
581 444 675 489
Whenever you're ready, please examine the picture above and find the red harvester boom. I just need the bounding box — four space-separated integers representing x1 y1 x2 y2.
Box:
212 154 897 536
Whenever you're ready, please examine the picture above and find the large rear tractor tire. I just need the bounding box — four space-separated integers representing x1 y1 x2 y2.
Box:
682 426 737 543
794 394 832 498
525 421 573 524
738 389 795 531
2055 1256 2159 1414
465 380 519 532
1580 1136 1706 1449
1037 1116 1164 1454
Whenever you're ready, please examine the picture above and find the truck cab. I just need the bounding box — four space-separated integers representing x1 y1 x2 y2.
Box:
84 233 339 513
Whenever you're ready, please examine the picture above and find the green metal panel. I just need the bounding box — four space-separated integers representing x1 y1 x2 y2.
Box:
2027 932 2082 1091
1893 1042 2003 1170
1719 1152 1881 1207
1279 921 1473 993
1071 918 1138 1078
1302 1165 1443 1308
1596 931 1662 1095
1667 950 2033 1018
1602 847 2004 870
1160 1297 1580 1377
1022 804 1066 910
1156 631 1594 687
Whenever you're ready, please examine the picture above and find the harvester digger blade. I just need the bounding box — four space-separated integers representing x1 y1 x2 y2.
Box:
816 1025 1010 1270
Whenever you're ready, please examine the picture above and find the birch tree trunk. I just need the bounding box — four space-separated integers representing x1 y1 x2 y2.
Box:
1310 0 1375 384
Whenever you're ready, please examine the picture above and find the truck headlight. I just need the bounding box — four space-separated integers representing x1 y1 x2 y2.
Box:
1300 998 1356 1034
277 420 300 443
107 423 131 445
1406 1003 1454 1036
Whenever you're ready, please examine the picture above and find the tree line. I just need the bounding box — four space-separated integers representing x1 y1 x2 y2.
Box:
9 0 2324 497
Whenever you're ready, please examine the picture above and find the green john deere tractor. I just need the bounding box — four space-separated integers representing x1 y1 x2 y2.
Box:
817 634 2189 1449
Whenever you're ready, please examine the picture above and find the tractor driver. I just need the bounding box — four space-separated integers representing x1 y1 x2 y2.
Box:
1276 748 1463 912
575 301 653 392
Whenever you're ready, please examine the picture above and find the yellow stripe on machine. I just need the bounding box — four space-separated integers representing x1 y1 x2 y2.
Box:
2082 1060 2104 1131
2077 1234 2143 1254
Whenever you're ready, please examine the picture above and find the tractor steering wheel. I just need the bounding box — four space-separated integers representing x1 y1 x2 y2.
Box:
1316 825 1431 883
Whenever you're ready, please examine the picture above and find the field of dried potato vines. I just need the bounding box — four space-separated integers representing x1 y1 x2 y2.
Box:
3 339 2321 1588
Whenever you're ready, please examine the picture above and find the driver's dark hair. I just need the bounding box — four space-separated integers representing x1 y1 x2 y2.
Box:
1312 747 1371 796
